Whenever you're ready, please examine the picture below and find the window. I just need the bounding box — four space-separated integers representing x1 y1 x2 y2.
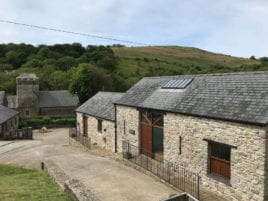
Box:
162 78 193 89
25 110 29 116
209 141 231 180
123 120 126 135
98 119 102 133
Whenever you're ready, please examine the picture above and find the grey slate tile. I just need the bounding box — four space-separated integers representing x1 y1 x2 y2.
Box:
115 71 268 125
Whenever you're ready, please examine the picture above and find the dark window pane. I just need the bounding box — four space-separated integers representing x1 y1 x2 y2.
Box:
152 113 163 127
211 143 230 161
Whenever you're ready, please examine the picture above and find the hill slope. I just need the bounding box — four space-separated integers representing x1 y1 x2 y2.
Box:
112 46 264 86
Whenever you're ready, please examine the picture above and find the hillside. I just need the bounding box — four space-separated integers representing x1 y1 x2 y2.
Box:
0 43 267 101
112 46 264 86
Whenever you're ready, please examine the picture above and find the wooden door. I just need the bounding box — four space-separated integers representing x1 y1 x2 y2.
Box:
83 116 88 137
209 142 231 179
141 123 152 157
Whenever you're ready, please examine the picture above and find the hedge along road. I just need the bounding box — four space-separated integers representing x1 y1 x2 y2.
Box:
0 128 178 201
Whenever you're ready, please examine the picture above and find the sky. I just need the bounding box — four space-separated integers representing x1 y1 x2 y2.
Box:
0 0 267 58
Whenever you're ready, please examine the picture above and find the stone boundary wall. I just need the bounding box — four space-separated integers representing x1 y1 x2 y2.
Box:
43 160 100 201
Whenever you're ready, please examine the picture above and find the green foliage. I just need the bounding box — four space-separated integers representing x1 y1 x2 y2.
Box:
0 43 267 100
70 63 113 103
20 116 76 128
0 164 72 201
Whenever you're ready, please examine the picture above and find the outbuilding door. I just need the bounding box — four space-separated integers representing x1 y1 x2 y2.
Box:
140 111 163 160
83 116 88 137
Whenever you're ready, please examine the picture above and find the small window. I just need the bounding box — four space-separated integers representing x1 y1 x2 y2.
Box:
123 120 126 135
209 142 231 180
25 110 29 116
98 119 102 133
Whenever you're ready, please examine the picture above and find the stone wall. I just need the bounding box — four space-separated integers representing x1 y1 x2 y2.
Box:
76 112 115 152
164 113 267 201
0 115 19 136
116 105 140 152
16 75 39 118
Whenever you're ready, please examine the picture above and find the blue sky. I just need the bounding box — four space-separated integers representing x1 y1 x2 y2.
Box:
0 0 267 58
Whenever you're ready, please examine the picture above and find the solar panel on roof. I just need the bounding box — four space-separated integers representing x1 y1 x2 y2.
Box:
162 78 193 89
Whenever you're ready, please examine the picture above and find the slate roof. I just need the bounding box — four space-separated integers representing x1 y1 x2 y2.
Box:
76 92 125 121
0 105 19 124
115 71 268 126
39 91 79 108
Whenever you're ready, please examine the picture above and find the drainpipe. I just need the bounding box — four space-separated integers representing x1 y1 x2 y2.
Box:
114 104 117 153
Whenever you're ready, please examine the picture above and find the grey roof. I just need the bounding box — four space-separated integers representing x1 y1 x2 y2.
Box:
39 91 79 108
115 71 268 126
0 105 19 124
76 92 125 121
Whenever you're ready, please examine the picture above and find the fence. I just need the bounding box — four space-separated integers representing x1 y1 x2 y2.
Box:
69 127 91 150
122 141 200 200
2 127 33 140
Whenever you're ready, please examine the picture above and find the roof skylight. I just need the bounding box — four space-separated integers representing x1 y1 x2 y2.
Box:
162 78 193 89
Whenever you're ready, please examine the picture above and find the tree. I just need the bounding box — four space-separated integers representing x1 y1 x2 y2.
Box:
69 64 113 103
56 56 78 71
70 64 93 103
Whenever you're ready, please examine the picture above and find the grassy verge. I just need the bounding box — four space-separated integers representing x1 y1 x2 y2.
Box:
0 164 72 201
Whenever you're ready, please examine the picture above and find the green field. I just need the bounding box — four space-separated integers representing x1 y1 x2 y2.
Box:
0 164 72 201
112 46 267 87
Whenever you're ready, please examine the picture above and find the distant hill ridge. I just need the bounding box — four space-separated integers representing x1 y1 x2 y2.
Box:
111 46 266 87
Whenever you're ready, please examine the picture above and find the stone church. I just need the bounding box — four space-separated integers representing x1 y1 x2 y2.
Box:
1 73 78 118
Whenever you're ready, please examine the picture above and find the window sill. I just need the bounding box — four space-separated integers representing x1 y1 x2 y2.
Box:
207 173 232 186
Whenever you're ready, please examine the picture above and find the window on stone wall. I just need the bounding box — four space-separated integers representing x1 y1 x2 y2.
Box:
123 120 126 135
98 119 102 133
209 141 231 180
25 110 29 116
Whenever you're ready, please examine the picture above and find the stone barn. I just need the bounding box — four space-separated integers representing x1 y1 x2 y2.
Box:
0 105 19 138
113 71 268 201
76 92 124 152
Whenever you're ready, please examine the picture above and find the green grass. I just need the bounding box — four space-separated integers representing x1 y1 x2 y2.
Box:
0 164 72 201
112 46 268 85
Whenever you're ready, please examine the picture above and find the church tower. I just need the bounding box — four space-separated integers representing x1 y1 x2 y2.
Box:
16 73 39 117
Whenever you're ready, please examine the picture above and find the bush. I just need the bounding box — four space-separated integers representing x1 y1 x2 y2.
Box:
20 116 76 128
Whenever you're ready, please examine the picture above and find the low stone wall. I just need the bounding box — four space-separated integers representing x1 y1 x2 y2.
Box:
43 160 100 201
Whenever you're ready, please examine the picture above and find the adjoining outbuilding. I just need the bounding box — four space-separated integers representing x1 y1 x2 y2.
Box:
0 105 19 138
76 92 124 152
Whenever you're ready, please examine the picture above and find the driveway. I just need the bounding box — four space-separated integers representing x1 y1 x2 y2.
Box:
0 128 178 201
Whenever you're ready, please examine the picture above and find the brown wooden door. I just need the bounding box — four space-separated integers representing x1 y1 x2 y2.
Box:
210 157 230 179
83 116 88 137
141 123 152 157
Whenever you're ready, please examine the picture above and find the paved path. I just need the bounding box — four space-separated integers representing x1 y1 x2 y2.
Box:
0 128 178 201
